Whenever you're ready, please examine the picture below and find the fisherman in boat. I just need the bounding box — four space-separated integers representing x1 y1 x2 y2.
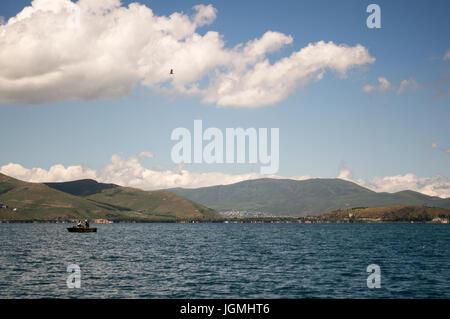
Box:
77 220 82 227
85 220 89 228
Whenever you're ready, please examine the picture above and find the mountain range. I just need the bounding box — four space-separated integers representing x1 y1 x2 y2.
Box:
170 178 450 216
2 172 450 221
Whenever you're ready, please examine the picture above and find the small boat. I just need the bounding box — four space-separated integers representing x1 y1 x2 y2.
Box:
67 226 97 233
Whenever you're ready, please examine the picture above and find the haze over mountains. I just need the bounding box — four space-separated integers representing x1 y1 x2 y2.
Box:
170 178 450 216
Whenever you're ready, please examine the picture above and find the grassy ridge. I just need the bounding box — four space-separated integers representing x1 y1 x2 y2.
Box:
85 187 220 221
0 173 111 220
0 173 221 222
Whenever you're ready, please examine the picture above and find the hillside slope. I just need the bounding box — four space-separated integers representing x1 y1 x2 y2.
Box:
0 173 112 220
84 186 220 221
0 173 221 221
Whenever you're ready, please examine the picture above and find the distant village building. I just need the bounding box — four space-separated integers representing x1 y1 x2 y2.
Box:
432 217 449 224
93 219 113 224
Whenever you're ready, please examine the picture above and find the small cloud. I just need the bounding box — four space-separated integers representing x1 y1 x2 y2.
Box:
363 76 419 95
397 77 419 94
362 76 393 93
431 142 450 155
138 151 154 159
433 89 450 99
378 77 392 92
362 84 376 93
430 70 450 99
291 175 312 181
337 167 353 180
444 49 450 61
337 166 366 186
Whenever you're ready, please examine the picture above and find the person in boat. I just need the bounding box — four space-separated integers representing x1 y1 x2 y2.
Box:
77 220 82 227
85 220 89 228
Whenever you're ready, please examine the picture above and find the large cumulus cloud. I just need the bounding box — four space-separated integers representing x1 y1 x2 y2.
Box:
0 0 375 107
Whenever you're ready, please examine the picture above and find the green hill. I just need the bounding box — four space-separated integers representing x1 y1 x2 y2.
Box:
45 179 118 196
84 186 220 221
0 173 221 222
0 173 110 220
320 206 450 222
170 178 450 216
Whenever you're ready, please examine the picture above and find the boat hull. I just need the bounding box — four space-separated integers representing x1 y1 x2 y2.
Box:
67 227 97 233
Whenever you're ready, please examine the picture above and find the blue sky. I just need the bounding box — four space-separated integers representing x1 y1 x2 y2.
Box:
0 0 449 195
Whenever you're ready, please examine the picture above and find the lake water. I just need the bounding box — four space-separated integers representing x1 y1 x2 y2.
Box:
0 223 449 298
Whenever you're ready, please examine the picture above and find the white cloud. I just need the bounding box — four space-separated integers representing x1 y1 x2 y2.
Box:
337 167 353 180
378 76 392 92
290 175 312 181
362 76 419 95
202 40 375 107
362 84 375 93
361 76 393 93
2 152 449 198
137 151 154 159
336 167 367 187
0 0 374 107
369 174 450 198
431 142 450 155
337 168 450 198
0 162 97 183
397 77 419 94
1 153 282 189
444 49 450 61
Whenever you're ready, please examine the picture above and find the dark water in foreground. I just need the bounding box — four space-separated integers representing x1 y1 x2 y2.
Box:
0 223 449 298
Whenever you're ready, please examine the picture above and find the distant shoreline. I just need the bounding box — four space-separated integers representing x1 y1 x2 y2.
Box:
1 218 448 224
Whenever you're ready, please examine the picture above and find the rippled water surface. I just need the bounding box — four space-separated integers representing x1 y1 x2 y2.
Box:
0 223 449 298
